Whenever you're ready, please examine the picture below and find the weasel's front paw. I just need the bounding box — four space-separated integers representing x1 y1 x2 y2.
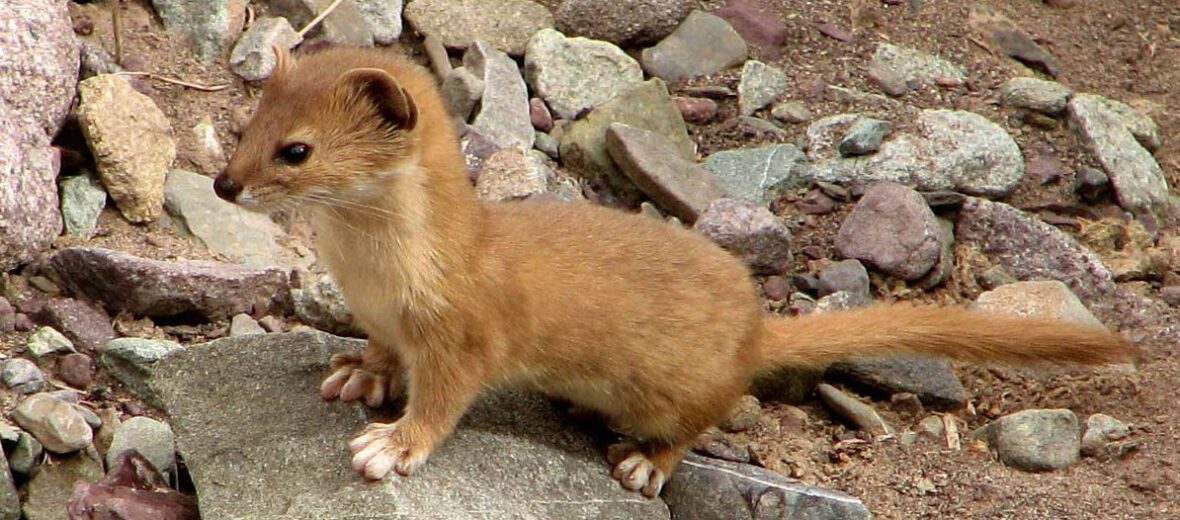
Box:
607 441 668 498
349 420 432 480
320 352 399 408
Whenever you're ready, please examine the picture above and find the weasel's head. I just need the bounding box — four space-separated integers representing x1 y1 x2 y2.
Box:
215 46 420 212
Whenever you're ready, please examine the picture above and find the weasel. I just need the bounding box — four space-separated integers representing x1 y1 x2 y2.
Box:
215 45 1135 498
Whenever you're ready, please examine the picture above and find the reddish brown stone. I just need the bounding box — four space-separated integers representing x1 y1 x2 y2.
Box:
713 0 787 60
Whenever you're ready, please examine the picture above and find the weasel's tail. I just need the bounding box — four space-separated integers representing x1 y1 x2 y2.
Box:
756 303 1136 375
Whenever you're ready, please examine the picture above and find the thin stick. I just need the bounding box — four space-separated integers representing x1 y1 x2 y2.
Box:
298 0 346 38
112 0 124 64
114 71 231 92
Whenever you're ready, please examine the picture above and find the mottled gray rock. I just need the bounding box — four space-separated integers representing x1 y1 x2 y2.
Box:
839 118 891 156
0 105 62 272
0 0 79 136
1081 413 1130 457
1000 77 1072 115
9 433 42 476
641 11 748 83
441 67 483 121
0 444 16 520
292 270 360 337
956 198 1114 301
560 79 693 204
12 394 93 454
354 0 404 45
870 43 965 88
465 42 534 151
228 16 303 81
664 454 870 520
165 169 304 269
266 0 372 45
524 29 644 120
26 327 75 361
150 0 246 62
738 60 787 116
828 358 967 410
974 280 1103 327
50 247 292 320
77 75 177 223
152 331 670 519
836 182 944 281
771 101 812 124
704 144 812 205
816 384 892 435
817 259 870 302
229 313 267 336
554 0 693 47
990 29 1060 78
2 359 46 395
693 199 792 275
100 338 183 409
606 124 729 222
22 448 104 520
405 0 553 56
106 417 176 474
475 148 554 201
1068 94 1169 217
60 172 107 238
974 409 1080 471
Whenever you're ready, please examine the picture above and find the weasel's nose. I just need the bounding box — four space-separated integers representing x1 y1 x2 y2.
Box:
213 173 243 202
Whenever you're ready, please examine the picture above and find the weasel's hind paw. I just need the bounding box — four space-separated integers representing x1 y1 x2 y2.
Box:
320 353 396 408
349 421 430 480
607 441 668 498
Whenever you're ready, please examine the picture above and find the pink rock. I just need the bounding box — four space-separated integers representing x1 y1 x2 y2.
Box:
673 96 719 125
713 0 787 60
529 98 553 132
67 451 199 520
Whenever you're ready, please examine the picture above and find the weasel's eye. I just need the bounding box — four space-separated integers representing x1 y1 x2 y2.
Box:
277 143 311 164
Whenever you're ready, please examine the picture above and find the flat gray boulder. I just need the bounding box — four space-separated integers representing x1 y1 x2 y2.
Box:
153 331 669 520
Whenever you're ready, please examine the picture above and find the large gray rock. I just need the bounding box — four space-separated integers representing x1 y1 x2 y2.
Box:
835 181 944 281
703 144 812 205
292 270 360 337
560 79 693 204
49 247 292 320
869 43 965 88
0 0 79 137
606 124 728 222
465 42 535 151
999 77 1072 115
164 169 304 269
268 0 373 46
106 417 176 474
100 338 183 409
641 11 748 83
554 0 694 47
693 199 792 275
665 454 870 520
228 16 303 81
150 0 246 62
12 394 93 454
23 450 104 520
353 0 405 45
827 358 967 410
974 409 1081 472
2 359 46 395
152 331 670 519
405 0 553 56
474 148 554 201
738 60 787 116
0 446 17 520
1068 94 1170 217
956 198 1114 302
524 29 644 120
0 105 62 272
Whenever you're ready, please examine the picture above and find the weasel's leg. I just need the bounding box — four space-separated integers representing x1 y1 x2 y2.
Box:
320 339 402 408
347 351 482 480
607 437 694 498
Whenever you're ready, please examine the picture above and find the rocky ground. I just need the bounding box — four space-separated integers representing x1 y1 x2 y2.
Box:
1 0 1178 519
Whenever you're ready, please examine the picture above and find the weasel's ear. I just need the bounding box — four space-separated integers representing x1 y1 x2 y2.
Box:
337 68 419 132
270 43 294 78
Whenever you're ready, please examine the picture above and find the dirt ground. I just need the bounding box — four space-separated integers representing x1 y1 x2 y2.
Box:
16 0 1177 518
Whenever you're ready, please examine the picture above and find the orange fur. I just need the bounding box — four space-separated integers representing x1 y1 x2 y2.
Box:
218 45 1135 498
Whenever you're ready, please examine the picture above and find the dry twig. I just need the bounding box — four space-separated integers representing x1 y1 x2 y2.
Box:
298 0 346 38
114 71 231 92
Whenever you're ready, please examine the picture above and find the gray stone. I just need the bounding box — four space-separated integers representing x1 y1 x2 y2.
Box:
26 327 75 361
554 0 694 47
524 29 644 120
354 0 404 45
1081 413 1130 457
405 0 553 56
152 331 670 519
0 0 79 137
869 43 965 88
738 60 787 116
100 338 183 409
12 394 93 454
475 148 553 201
1075 166 1111 203
77 75 177 224
974 409 1080 471
292 270 360 337
693 199 792 275
606 123 729 222
664 453 870 520
465 42 535 151
150 0 246 62
990 29 1060 78
106 417 176 474
1068 94 1169 217
719 395 761 433
534 131 560 160
2 359 45 394
956 198 1114 302
818 259 870 302
0 444 17 520
10 433 42 476
641 11 748 83
704 144 812 205
72 404 103 430
0 105 62 272
229 313 267 336
21 448 104 520
165 169 303 269
827 358 967 410
440 67 483 121
50 247 292 320
560 79 693 204
999 77 1072 115
836 182 944 281
974 280 1103 327
771 101 812 124
60 172 108 238
816 384 892 435
839 118 892 156
228 16 303 81
268 0 372 45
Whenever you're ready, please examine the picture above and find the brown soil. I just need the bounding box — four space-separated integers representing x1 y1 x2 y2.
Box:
15 1 1177 518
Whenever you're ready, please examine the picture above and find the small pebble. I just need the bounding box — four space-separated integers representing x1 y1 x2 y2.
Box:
58 353 96 388
720 395 761 433
529 98 553 132
2 358 46 394
27 326 76 360
1081 413 1130 457
258 316 286 333
673 96 718 125
762 276 791 301
770 101 812 124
